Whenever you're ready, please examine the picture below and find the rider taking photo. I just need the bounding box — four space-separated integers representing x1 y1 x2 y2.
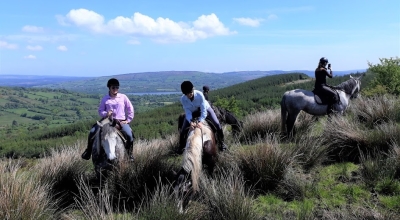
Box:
81 78 135 161
314 57 338 114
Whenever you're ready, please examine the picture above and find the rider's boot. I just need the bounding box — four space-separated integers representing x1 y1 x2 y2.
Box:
81 137 94 160
177 131 187 154
126 141 134 162
217 129 228 152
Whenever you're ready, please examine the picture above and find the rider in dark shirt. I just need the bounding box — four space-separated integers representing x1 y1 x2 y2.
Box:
314 57 338 114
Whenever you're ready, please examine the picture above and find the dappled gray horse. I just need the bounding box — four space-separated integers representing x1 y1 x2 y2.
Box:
281 75 362 137
92 117 126 179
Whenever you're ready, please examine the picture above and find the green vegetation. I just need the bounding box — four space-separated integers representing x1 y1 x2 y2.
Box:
364 57 400 96
0 72 368 158
1 58 400 219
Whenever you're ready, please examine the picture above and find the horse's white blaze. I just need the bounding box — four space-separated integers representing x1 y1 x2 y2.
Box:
103 138 117 160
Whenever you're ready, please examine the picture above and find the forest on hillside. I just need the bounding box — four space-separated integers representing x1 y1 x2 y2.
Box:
0 71 370 158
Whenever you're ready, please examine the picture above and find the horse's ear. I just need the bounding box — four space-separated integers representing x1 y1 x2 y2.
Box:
350 75 353 79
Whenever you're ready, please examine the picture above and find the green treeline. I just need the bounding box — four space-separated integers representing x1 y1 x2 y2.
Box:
0 72 368 158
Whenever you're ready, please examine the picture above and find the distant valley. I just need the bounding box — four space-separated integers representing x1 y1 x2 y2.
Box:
0 69 366 94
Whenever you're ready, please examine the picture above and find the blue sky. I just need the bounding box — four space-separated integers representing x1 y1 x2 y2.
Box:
0 0 399 76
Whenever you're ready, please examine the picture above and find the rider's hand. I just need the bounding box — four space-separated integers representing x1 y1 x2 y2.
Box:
120 120 128 124
107 110 113 117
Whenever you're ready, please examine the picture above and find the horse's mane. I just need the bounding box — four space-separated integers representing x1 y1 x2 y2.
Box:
335 78 358 95
182 124 212 191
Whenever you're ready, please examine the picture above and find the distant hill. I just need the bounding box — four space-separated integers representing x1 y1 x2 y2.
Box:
0 75 93 87
0 69 366 94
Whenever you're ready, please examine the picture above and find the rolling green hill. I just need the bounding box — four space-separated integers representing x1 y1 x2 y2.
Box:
0 72 369 158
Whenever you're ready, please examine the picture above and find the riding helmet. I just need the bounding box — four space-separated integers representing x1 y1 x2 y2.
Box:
107 78 120 87
319 57 329 63
181 81 194 94
203 85 210 92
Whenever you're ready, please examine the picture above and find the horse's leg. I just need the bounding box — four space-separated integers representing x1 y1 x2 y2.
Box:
286 111 300 138
203 140 217 176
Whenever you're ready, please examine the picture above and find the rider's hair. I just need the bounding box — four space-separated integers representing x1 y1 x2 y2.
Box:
181 81 194 94
107 78 120 88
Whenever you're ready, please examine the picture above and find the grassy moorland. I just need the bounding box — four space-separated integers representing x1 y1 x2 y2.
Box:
1 72 369 158
1 94 399 219
1 57 398 219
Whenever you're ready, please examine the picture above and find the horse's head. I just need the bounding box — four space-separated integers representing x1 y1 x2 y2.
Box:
173 169 193 212
349 74 363 99
95 117 124 161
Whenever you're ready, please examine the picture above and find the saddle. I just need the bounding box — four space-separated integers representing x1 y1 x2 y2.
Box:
312 87 340 105
95 118 134 148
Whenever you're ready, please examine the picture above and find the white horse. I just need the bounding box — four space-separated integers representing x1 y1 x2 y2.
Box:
281 75 363 137
91 117 126 179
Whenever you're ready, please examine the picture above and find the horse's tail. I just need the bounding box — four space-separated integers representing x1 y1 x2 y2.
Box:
182 128 203 192
281 93 288 135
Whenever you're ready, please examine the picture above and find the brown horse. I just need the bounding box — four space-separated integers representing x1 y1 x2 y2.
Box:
173 120 218 212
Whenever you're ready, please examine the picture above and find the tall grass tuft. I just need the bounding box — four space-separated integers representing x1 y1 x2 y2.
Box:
350 95 399 128
276 167 314 202
321 115 368 162
137 181 206 220
74 176 132 220
234 137 295 193
0 159 59 219
239 109 281 143
290 131 328 170
359 151 398 190
34 141 91 208
108 138 180 210
200 166 262 220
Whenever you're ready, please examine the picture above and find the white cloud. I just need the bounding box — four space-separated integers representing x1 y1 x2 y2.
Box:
24 55 36 59
26 45 43 51
267 14 278 20
60 8 235 43
22 25 44 33
127 39 140 45
233 18 264 27
4 34 79 43
57 45 68 51
0 40 18 49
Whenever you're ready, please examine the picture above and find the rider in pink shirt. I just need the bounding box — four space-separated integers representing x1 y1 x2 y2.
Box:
81 78 135 161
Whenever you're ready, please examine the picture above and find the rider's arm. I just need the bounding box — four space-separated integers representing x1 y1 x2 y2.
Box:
181 96 193 122
325 68 333 78
124 95 134 123
198 92 208 123
98 96 108 118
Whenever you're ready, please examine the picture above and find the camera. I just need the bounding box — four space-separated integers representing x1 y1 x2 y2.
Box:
328 63 331 68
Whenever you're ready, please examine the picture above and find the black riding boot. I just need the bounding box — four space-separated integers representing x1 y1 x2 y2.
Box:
177 132 187 154
217 129 228 151
125 141 134 162
82 136 94 160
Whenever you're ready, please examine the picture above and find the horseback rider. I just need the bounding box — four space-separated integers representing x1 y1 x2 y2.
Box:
81 78 135 161
314 57 338 114
202 85 210 101
178 81 227 154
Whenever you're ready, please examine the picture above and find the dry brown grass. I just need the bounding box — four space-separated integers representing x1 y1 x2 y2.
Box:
350 95 399 128
0 159 59 220
239 109 281 143
233 137 296 193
